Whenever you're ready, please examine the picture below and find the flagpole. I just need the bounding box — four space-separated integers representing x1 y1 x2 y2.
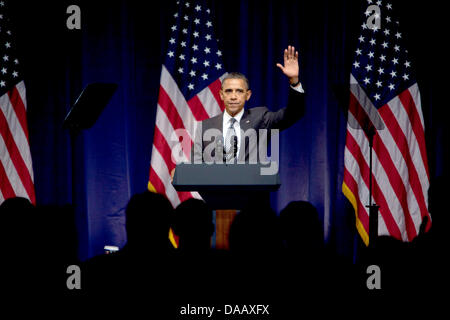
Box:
366 126 379 249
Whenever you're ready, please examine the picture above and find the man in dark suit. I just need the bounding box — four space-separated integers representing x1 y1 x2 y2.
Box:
191 45 305 164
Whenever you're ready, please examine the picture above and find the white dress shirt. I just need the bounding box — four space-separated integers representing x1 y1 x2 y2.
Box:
223 107 244 156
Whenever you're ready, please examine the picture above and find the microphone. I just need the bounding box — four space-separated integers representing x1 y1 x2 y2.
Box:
216 135 224 162
232 136 238 159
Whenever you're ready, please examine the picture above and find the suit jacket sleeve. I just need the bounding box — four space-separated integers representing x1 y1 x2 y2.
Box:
261 87 305 131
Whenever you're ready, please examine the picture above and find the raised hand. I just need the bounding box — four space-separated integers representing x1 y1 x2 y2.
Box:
276 45 299 85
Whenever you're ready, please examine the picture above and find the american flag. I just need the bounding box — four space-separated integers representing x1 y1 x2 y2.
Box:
148 0 225 242
0 0 35 205
343 0 431 245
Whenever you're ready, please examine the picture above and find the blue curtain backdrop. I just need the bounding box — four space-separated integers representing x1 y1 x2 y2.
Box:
9 0 446 261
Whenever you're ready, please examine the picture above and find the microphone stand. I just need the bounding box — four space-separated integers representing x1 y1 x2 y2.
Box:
366 126 379 249
232 136 238 161
216 136 224 163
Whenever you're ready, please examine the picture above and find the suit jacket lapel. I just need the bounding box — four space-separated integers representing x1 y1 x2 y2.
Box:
213 112 224 134
239 109 251 132
238 109 252 161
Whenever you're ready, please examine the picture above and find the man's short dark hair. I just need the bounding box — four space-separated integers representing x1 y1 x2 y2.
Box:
221 72 250 90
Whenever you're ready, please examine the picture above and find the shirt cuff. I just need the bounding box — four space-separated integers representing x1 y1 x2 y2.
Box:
290 82 304 93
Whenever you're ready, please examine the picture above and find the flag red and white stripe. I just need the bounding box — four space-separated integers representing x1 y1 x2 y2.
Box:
0 81 36 205
343 73 431 245
148 67 225 206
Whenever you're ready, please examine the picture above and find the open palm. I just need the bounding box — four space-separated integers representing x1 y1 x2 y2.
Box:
276 45 299 79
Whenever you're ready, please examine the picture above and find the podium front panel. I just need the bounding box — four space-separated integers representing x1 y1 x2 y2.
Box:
172 163 280 192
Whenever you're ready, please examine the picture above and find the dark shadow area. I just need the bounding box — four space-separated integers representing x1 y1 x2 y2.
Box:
0 189 444 313
352 175 448 304
0 197 79 294
82 191 175 304
226 201 284 304
171 198 228 303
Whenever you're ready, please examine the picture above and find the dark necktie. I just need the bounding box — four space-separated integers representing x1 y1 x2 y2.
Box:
225 118 237 162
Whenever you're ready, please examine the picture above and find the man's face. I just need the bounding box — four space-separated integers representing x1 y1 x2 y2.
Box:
220 78 252 117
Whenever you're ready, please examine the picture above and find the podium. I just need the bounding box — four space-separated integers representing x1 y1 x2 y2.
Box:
172 162 280 209
173 162 281 249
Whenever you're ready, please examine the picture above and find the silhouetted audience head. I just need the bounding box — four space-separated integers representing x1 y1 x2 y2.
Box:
279 201 323 253
229 202 282 257
373 235 412 291
0 197 40 291
0 197 36 252
124 191 173 252
173 199 213 252
0 196 34 216
35 204 78 264
0 197 34 214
